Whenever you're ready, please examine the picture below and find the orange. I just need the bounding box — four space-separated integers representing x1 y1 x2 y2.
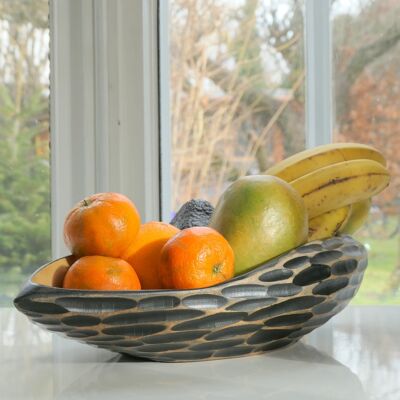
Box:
159 227 234 290
62 256 141 290
63 192 140 258
122 221 180 289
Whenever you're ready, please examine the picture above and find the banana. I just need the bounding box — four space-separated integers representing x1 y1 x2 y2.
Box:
339 199 371 235
290 159 390 218
308 205 352 241
265 143 386 182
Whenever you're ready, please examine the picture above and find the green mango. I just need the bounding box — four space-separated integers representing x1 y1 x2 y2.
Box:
210 175 308 275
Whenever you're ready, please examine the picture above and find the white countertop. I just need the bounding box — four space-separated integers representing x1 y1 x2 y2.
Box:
1 306 399 400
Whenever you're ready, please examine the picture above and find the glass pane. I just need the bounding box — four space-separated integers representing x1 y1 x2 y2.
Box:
169 0 305 213
0 0 51 305
332 0 400 304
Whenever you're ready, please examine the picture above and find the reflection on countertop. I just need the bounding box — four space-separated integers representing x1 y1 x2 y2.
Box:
0 306 399 400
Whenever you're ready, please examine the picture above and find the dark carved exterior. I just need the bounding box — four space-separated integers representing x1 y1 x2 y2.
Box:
14 235 367 362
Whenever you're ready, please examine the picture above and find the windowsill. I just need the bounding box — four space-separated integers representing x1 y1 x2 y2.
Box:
1 306 399 399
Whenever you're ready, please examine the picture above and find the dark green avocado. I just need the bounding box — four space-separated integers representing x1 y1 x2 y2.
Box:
170 199 214 229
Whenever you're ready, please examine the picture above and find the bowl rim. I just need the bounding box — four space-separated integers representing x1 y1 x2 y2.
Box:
23 252 280 296
18 235 361 297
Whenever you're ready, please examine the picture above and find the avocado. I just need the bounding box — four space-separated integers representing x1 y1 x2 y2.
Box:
209 175 308 275
170 199 214 230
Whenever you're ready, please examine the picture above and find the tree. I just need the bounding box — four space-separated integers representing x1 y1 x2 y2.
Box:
333 0 400 207
169 0 400 300
170 0 305 209
0 0 51 294
333 0 400 297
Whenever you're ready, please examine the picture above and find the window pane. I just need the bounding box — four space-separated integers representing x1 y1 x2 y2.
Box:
169 0 305 213
0 0 51 305
332 0 400 304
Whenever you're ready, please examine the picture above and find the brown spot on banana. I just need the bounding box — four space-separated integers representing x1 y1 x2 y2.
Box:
301 173 387 198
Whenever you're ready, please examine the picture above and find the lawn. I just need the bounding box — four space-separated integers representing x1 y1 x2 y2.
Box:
351 233 400 305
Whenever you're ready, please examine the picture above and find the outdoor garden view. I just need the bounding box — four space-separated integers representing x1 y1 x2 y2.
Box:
0 0 399 305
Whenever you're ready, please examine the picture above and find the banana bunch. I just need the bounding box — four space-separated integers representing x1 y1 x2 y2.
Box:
264 143 390 241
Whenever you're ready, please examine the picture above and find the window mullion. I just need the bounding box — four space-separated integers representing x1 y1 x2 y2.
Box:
305 0 333 148
158 0 172 222
93 0 111 194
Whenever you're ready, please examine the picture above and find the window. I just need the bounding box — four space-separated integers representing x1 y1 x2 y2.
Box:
167 0 399 304
0 0 397 306
0 0 51 305
332 0 400 304
169 0 305 213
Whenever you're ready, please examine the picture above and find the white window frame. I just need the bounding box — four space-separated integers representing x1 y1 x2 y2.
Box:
50 0 332 258
50 0 160 258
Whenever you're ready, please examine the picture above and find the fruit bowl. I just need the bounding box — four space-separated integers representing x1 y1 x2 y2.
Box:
14 235 367 362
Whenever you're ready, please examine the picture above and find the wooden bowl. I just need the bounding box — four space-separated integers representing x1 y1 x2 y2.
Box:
14 235 367 362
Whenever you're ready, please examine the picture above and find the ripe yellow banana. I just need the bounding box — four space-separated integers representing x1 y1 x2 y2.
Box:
291 159 390 219
265 143 386 182
309 205 352 241
339 199 371 235
308 205 352 241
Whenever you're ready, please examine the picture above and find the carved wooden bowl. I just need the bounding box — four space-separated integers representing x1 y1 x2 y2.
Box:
14 235 367 362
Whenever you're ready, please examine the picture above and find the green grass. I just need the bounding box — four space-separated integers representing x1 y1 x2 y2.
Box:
351 233 400 305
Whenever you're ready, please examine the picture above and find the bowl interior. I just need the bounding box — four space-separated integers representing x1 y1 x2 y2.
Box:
31 256 76 287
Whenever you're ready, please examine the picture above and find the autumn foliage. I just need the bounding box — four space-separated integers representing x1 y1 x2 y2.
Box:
337 67 400 210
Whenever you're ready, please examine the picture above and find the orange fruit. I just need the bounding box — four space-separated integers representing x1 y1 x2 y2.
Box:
122 222 180 289
62 256 141 290
159 227 234 290
63 192 140 258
